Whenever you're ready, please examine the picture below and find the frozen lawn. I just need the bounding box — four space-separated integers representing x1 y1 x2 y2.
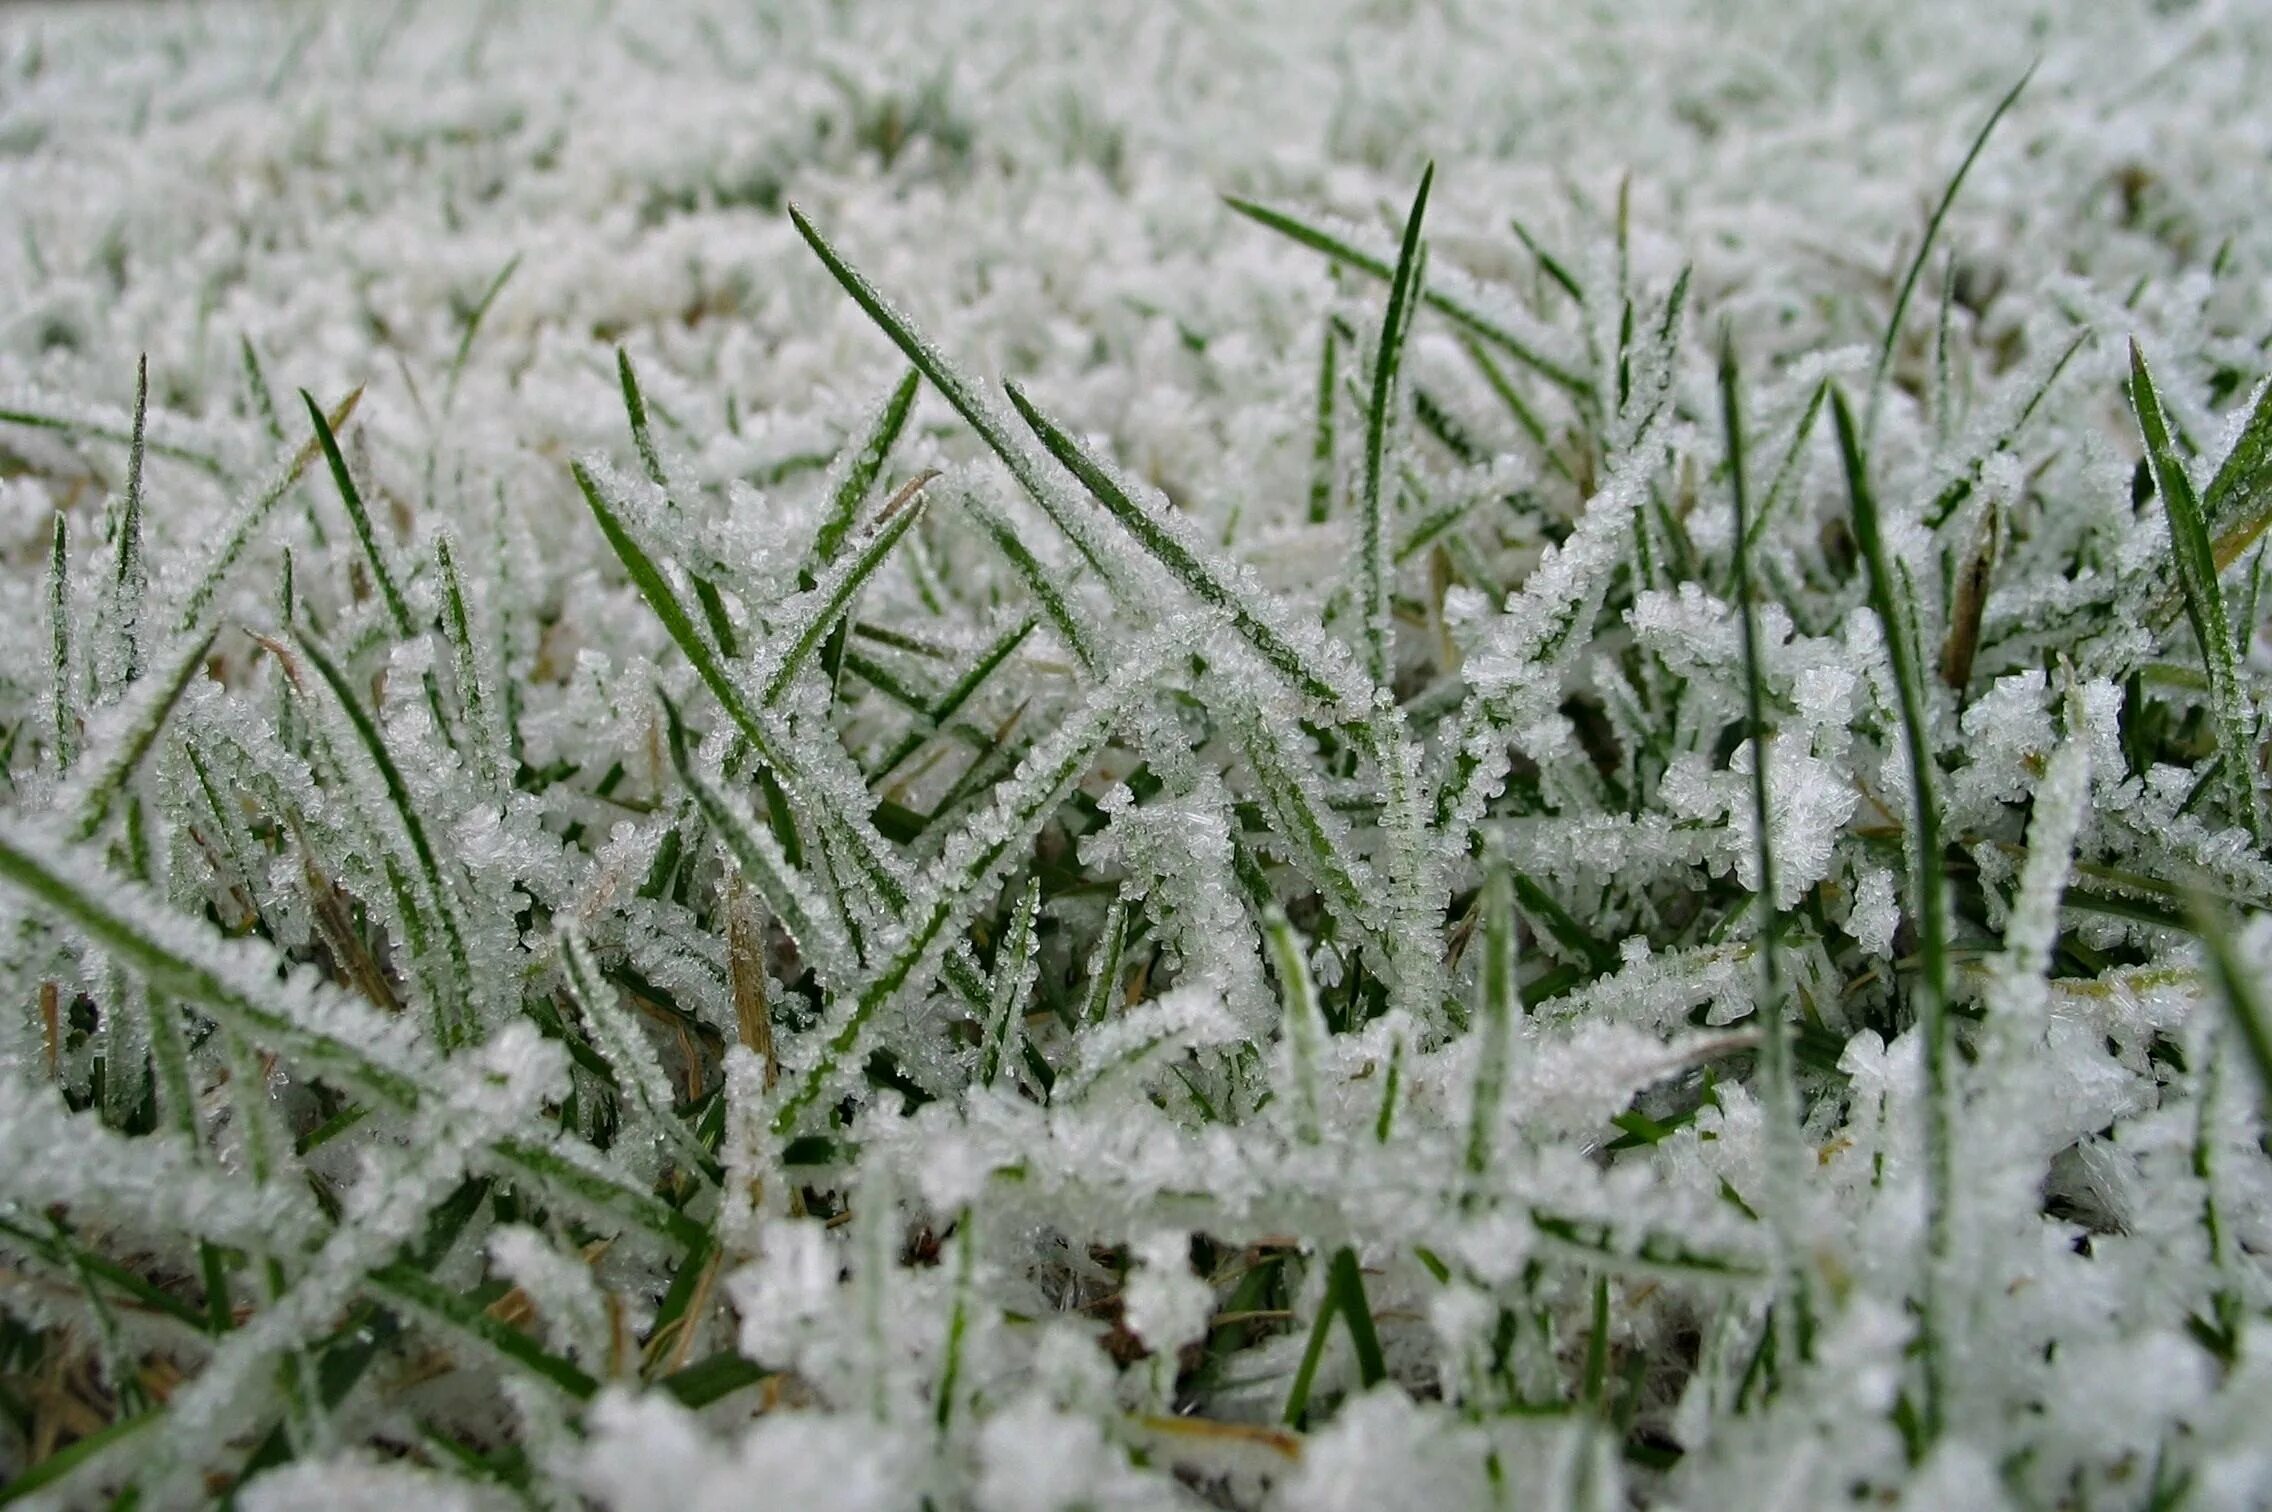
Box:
1 1 2270 1507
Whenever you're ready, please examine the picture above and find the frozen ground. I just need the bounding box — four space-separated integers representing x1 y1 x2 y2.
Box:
1 0 2271 1506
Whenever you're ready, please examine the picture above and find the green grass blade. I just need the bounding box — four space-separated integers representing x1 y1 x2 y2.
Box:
1359 164 1433 687
762 477 933 703
1005 383 1363 716
1831 383 1952 1443
0 1406 160 1506
302 388 413 637
240 335 285 444
1867 65 2033 437
173 386 364 637
558 925 711 1176
0 819 426 1110
1223 193 1592 398
0 398 226 477
105 354 150 688
2193 900 2272 1103
1459 332 1568 482
615 347 739 658
1078 898 1129 1030
1308 317 1342 523
286 626 479 1047
1261 907 1326 1143
873 614 1038 781
1740 380 1829 559
976 876 1040 1088
444 253 520 411
1510 870 1617 977
1281 1245 1387 1426
787 205 1121 585
60 623 219 844
661 692 858 988
813 366 921 568
2206 376 2272 570
367 1262 598 1401
1229 702 1377 947
434 530 508 789
772 633 1174 1133
2131 341 2262 840
1464 858 1517 1178
1724 331 1814 1369
46 511 73 773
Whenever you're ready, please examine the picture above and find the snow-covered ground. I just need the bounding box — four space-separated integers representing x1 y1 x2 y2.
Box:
2 1 2271 1506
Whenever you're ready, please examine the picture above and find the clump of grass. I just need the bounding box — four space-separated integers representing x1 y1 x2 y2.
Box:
2 7 2271 1510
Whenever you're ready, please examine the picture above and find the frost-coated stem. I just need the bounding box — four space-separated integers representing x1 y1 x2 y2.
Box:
1721 333 1815 1371
1834 386 1953 1444
1360 163 1432 688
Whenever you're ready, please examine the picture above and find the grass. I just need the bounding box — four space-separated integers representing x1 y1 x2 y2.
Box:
2 5 2270 1508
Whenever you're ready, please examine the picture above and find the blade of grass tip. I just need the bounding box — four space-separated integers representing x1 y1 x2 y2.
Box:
873 614 1038 782
240 335 284 445
812 365 921 569
287 625 479 1048
1464 856 1517 1181
107 354 150 688
1281 1245 1387 1426
1866 63 2035 441
2193 898 2272 1103
786 204 1122 585
173 386 364 637
1832 384 1951 1443
575 458 787 764
761 474 934 704
1723 331 1814 1370
1221 192 1593 399
301 389 412 637
1359 164 1433 689
61 623 219 844
1261 907 1326 1144
948 478 1103 672
1925 331 2087 531
976 876 1041 1089
444 253 520 415
434 531 507 790
46 512 74 773
1078 898 1129 1030
661 692 858 992
1004 382 1362 717
1740 380 1829 561
2206 377 2272 571
2131 341 2264 841
1510 216 1585 306
616 347 739 658
1308 317 1341 524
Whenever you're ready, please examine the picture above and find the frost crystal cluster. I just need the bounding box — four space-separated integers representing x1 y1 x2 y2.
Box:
2 1 2271 1507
